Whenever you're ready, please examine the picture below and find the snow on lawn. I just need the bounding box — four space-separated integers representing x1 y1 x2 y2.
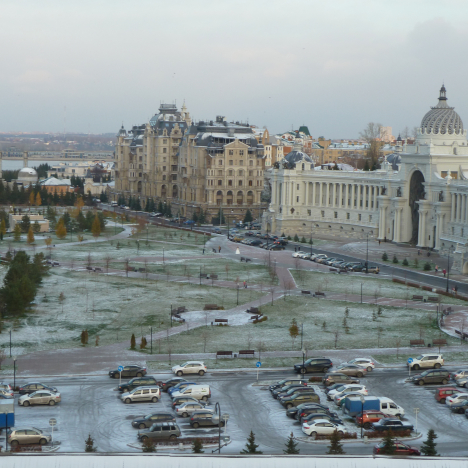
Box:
141 295 461 355
291 269 467 305
0 269 261 355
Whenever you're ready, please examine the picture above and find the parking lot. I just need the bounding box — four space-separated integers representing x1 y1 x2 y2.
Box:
2 360 468 454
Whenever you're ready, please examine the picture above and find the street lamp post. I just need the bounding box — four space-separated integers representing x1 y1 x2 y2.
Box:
9 329 12 358
310 225 313 256
212 402 222 453
170 303 173 327
13 356 17 390
236 285 239 306
365 232 370 274
150 327 152 355
446 248 452 293
360 395 365 439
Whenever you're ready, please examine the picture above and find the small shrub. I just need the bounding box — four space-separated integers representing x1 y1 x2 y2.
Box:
293 234 299 242
414 258 419 268
392 255 399 264
287 235 292 241
424 262 431 271
130 333 136 350
322 321 327 330
300 237 306 243
402 258 409 266
382 252 388 261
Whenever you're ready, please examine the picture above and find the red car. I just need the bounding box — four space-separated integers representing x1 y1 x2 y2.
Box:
374 441 420 456
435 387 458 404
355 410 386 429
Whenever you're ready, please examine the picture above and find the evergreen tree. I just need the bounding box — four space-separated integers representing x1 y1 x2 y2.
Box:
130 334 136 350
33 221 41 233
76 210 87 231
192 212 198 223
243 209 253 224
363 160 370 171
198 208 206 224
134 198 142 211
27 226 35 245
421 429 438 456
100 191 108 203
379 429 396 455
141 437 156 452
326 430 345 454
84 434 97 452
240 430 262 454
56 218 67 239
13 224 21 241
382 252 388 261
283 432 300 454
91 215 101 239
167 203 173 218
293 234 299 242
192 438 204 453
20 215 31 233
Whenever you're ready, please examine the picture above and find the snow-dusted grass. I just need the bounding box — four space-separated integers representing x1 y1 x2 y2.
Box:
132 295 461 355
375 351 468 365
0 269 261 355
291 269 467 305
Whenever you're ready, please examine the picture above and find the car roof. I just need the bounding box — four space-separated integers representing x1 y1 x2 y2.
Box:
132 386 160 390
311 419 333 424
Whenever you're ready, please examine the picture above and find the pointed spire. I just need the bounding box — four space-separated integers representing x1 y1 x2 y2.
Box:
439 84 447 101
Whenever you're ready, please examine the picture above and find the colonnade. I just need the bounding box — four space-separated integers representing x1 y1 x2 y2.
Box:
451 193 468 223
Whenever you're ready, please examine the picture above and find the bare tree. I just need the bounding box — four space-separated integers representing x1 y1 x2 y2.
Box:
124 258 129 277
87 252 92 268
201 330 209 353
359 122 383 169
333 330 339 349
289 319 299 349
144 258 149 280
0 349 6 370
104 255 112 275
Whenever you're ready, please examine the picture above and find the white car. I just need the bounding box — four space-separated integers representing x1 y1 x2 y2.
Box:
346 358 375 372
334 391 367 405
302 419 347 438
172 361 207 377
18 390 61 406
292 251 306 258
121 386 161 404
327 384 367 400
407 354 444 370
446 393 468 406
175 402 214 417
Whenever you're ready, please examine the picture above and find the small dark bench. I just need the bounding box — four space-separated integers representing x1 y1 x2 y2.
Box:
329 268 337 272
209 274 218 280
410 339 425 346
204 304 220 310
199 273 208 278
240 257 252 263
301 290 311 295
246 307 259 314
250 315 261 320
216 351 233 359
433 339 447 346
86 266 93 271
412 295 424 301
239 350 255 357
455 330 468 340
315 292 325 297
215 318 228 324
427 297 439 303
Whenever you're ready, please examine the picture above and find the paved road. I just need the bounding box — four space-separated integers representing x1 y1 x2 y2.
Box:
2 366 468 455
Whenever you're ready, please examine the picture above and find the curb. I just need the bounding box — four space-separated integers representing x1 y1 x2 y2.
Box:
295 431 423 445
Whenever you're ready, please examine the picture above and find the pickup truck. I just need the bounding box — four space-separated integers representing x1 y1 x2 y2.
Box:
371 418 414 432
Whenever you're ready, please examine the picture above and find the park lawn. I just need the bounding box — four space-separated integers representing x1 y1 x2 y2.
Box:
132 295 461 356
0 269 262 355
291 269 467 305
375 351 468 365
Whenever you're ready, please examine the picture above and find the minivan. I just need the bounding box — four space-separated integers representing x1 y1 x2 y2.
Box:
121 386 161 403
410 369 450 386
170 385 211 401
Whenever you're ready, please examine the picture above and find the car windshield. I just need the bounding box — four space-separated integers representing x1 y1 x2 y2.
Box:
334 386 345 392
180 362 188 367
416 355 424 360
33 427 42 433
420 370 429 376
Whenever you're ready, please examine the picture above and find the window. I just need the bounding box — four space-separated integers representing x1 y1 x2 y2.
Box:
249 170 253 176
218 170 222 175
229 150 233 155
163 157 166 162
163 166 166 171
297 196 299 202
321 211 325 218
249 160 253 166
358 214 362 221
238 180 242 186
163 139 167 144
228 170 233 176
218 160 223 166
163 148 167 153
346 213 350 219
239 160 244 165
369 215 372 222
307 210 311 216
297 184 300 190
238 170 244 176
229 160 233 166
228 180 233 186
334 212 337 218
239 150 244 156
218 180 222 186
248 180 253 186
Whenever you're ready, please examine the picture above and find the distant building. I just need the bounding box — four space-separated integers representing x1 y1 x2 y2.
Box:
9 214 49 233
84 178 114 197
40 177 72 194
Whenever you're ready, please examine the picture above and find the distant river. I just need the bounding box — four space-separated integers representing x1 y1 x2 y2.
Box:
2 160 63 171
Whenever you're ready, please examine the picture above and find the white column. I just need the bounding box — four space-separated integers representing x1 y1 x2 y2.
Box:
351 184 355 209
457 194 462 222
332 183 336 208
344 184 348 208
319 182 323 207
312 182 316 206
451 193 456 221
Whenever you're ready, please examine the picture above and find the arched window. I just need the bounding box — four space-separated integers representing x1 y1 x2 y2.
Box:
237 191 244 205
227 191 233 205
247 191 254 205
238 170 244 176
161 185 167 198
216 190 223 205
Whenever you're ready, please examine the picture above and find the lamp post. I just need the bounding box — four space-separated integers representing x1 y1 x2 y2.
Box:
360 395 365 439
212 402 223 453
446 247 452 293
365 232 370 274
9 329 12 358
310 225 313 256
236 284 239 305
13 356 17 390
150 327 152 355
170 303 173 327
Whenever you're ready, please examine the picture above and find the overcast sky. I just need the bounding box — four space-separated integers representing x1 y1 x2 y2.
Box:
1 0 467 138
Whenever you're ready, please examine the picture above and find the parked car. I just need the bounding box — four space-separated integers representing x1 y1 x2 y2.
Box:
168 382 197 396
327 384 368 400
410 369 450 386
137 422 180 442
324 383 344 395
0 388 14 398
8 428 51 447
119 376 159 393
372 418 414 432
294 357 333 374
328 364 367 378
18 390 61 407
172 361 207 376
346 358 375 372
314 254 328 263
278 387 316 401
451 370 468 380
407 354 444 370
280 392 320 409
120 386 161 404
455 377 468 388
213 228 222 234
171 384 211 401
292 251 306 258
335 391 369 406
268 244 285 251
109 365 147 379
323 373 360 387
132 412 176 429
18 383 57 395
161 378 186 392
356 410 387 429
171 396 207 408
273 383 308 398
450 399 468 414
175 401 214 417
302 413 343 425
297 407 339 421
302 419 347 438
446 393 468 406
190 410 225 428
0 382 12 393
287 403 330 419
435 387 458 404
269 379 308 392
373 441 420 455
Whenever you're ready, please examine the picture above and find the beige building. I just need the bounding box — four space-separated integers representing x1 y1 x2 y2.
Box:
113 106 268 221
9 214 49 233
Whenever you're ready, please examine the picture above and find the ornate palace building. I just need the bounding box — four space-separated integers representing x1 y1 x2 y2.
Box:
113 105 268 221
265 86 468 273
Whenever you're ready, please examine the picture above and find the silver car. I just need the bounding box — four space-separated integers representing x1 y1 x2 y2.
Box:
121 386 161 404
175 401 214 417
18 390 61 406
8 427 51 447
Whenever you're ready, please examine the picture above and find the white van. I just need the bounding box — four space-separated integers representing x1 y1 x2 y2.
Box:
171 385 211 401
379 397 405 417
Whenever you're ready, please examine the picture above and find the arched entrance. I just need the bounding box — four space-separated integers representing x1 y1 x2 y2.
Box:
409 170 425 244
463 262 468 274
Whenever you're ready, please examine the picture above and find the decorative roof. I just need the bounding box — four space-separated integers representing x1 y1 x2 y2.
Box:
18 167 38 178
420 85 464 135
283 150 313 168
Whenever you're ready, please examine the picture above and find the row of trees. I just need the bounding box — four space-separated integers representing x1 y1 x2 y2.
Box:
0 251 48 315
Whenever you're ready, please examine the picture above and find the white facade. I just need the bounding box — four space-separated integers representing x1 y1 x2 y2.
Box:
265 86 468 273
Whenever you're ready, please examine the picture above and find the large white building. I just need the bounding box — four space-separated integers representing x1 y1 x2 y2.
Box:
265 86 468 273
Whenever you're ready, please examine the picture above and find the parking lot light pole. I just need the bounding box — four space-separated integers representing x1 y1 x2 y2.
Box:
170 303 173 327
150 327 152 355
13 356 17 390
236 285 239 305
9 329 12 357
212 402 222 454
360 395 365 439
365 232 370 274
310 225 313 256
